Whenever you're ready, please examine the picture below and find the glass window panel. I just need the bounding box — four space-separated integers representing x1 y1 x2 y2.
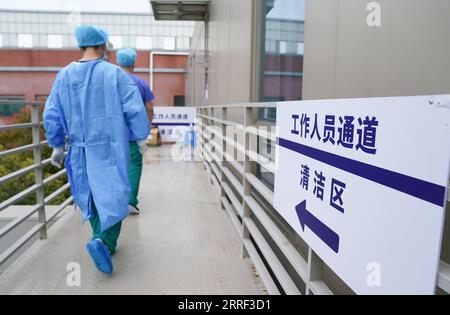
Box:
38 34 47 47
16 23 24 33
7 12 14 22
137 25 146 36
297 42 305 55
136 36 152 50
8 34 17 47
163 37 175 50
279 41 287 54
109 36 123 49
48 34 63 49
24 22 33 34
259 0 305 104
257 0 306 187
17 34 33 48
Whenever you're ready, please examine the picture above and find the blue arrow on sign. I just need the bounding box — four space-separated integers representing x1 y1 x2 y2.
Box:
296 201 340 253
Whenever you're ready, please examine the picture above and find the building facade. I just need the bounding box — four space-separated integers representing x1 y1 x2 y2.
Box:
0 49 187 106
0 9 192 124
186 0 450 105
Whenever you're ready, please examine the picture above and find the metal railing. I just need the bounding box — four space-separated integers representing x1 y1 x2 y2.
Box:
0 101 73 266
196 103 450 295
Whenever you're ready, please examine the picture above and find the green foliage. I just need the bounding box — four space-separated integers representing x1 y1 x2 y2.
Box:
0 107 71 206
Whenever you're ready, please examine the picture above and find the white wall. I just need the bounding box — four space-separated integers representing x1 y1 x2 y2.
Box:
303 0 450 100
186 0 254 107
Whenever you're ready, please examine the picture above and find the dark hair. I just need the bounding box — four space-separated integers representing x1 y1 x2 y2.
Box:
81 45 102 51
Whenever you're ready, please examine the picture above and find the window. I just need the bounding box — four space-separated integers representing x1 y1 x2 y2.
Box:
279 41 287 54
174 96 185 107
109 36 123 49
256 0 306 188
17 34 33 48
163 37 175 50
48 35 63 49
259 0 305 106
136 36 152 50
0 34 2 47
297 42 305 55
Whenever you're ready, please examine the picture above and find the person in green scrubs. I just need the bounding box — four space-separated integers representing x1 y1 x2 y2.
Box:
116 48 155 215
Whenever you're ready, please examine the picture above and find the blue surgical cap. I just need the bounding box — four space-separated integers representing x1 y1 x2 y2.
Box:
75 25 109 48
116 48 137 67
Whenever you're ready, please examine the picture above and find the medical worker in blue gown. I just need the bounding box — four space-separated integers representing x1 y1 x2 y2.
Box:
43 25 150 274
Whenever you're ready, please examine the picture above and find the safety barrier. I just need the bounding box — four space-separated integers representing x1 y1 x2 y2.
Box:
197 104 450 295
0 101 73 266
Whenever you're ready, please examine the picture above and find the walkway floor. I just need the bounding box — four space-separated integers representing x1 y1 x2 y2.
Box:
0 146 265 295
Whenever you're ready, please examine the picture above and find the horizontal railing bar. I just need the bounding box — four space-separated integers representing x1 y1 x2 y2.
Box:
246 125 277 142
197 115 244 128
0 122 43 132
198 103 277 110
0 163 40 186
0 184 40 212
44 183 70 204
210 172 222 196
243 238 281 295
198 119 276 143
43 169 67 185
309 281 334 295
245 173 274 205
438 261 450 293
244 217 301 295
221 197 242 237
45 196 74 222
0 204 41 239
0 143 40 158
204 124 223 138
227 159 245 175
224 136 245 154
0 222 44 266
203 160 211 173
244 194 309 282
222 182 244 217
223 167 244 196
247 150 276 173
41 158 52 167
210 161 221 181
0 100 45 106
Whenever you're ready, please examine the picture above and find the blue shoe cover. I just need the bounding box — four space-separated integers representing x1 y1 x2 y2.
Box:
86 239 113 274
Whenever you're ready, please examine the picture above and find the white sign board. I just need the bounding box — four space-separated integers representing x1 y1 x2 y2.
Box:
274 95 450 294
152 107 197 142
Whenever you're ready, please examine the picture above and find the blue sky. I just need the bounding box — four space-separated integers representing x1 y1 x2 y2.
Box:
267 0 305 20
0 0 152 13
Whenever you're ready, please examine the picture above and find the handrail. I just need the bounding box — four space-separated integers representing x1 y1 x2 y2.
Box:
196 104 450 295
0 100 46 107
0 102 73 266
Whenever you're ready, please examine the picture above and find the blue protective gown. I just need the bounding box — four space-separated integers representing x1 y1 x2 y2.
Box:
44 59 150 232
